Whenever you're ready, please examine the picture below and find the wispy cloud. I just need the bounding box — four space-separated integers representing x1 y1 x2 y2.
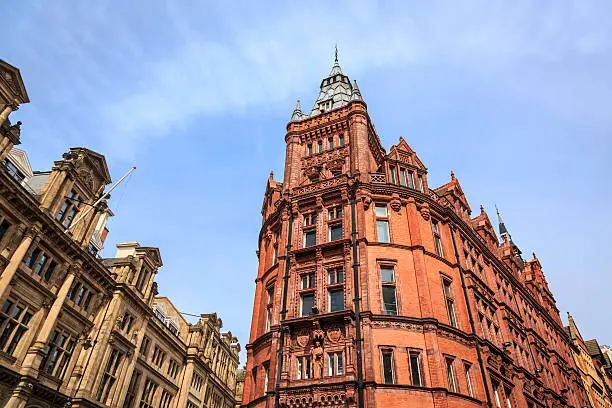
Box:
7 0 612 157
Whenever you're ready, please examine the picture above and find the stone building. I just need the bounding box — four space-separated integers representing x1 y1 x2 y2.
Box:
0 59 240 408
565 314 612 408
242 52 590 408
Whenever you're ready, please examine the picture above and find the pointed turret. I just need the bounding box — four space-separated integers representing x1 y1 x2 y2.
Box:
567 312 584 342
290 99 304 122
496 205 510 238
310 47 354 115
351 80 363 101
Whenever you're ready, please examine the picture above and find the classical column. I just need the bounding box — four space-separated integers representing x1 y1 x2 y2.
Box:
20 263 80 375
177 357 195 407
114 320 149 407
4 379 32 408
0 223 40 301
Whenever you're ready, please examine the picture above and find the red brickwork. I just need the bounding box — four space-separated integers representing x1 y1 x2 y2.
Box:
243 60 588 408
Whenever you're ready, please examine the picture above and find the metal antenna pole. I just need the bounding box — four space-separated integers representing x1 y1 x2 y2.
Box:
65 166 136 233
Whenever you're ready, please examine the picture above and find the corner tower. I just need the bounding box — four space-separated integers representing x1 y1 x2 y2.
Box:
244 51 586 408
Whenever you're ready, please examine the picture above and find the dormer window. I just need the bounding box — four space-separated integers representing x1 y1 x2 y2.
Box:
57 191 79 228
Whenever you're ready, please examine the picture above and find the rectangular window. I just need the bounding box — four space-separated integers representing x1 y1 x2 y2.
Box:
328 289 344 312
504 388 513 408
0 299 33 355
141 336 151 358
167 359 180 379
301 274 314 289
328 207 343 220
409 351 423 386
329 224 342 241
41 329 76 379
446 357 457 392
376 205 390 243
307 144 313 156
339 134 345 146
266 286 274 332
264 365 270 392
56 191 79 227
160 390 173 408
399 168 408 186
139 378 158 408
301 294 314 317
3 159 25 183
418 176 424 192
443 279 457 328
96 348 124 403
328 352 343 376
389 166 396 184
407 171 415 189
328 137 334 150
382 351 395 384
135 267 150 293
304 230 316 247
380 266 397 315
465 363 474 397
318 140 323 153
124 370 141 408
297 356 312 379
152 345 166 368
432 220 443 257
328 268 344 285
493 382 502 408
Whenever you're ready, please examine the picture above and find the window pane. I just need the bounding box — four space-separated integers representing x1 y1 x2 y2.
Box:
382 352 394 384
446 359 456 392
337 269 344 283
377 220 390 243
382 286 397 315
330 225 342 241
301 295 314 317
305 231 316 247
410 354 422 386
328 271 335 285
375 205 388 217
329 290 344 312
381 267 394 283
400 169 407 186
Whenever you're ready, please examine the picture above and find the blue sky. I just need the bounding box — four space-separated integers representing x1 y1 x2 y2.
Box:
5 1 612 359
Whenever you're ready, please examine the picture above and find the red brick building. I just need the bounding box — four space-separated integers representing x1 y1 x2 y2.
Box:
243 53 588 408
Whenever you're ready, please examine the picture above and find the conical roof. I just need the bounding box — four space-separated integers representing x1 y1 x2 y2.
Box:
309 48 354 116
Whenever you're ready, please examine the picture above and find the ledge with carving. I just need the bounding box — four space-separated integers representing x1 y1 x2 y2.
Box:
278 381 356 408
365 313 476 348
281 309 354 333
292 175 348 197
246 329 275 353
292 238 350 257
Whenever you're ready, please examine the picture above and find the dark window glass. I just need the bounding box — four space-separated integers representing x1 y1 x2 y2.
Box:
330 224 342 241
382 351 394 384
410 353 422 386
301 294 314 317
329 289 344 312
305 230 316 247
382 286 397 315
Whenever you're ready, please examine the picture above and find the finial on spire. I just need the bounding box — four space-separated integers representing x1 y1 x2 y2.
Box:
351 80 363 101
290 99 304 122
335 44 338 63
450 170 455 180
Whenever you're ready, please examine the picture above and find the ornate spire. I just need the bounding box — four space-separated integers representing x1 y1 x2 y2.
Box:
290 99 303 122
329 45 343 76
351 80 363 101
495 205 509 237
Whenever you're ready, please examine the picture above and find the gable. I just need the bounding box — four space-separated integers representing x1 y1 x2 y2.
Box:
7 148 33 178
0 59 29 104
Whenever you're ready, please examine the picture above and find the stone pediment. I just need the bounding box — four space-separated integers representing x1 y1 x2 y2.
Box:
137 246 163 268
0 59 30 104
7 148 33 178
388 136 426 169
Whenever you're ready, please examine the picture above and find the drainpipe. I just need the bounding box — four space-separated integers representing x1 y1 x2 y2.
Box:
449 222 493 408
350 184 365 408
274 203 294 408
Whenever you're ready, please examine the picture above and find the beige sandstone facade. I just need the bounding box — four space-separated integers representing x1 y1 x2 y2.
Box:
0 59 240 408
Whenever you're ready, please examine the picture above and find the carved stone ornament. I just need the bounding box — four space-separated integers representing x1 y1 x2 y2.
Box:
389 194 402 213
326 327 342 344
361 194 372 210
417 201 431 221
296 333 310 348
